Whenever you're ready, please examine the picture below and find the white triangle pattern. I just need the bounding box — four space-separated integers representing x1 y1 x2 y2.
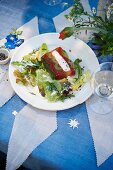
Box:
6 105 57 170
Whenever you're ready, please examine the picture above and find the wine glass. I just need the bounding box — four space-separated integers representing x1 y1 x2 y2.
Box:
43 0 62 6
89 62 113 114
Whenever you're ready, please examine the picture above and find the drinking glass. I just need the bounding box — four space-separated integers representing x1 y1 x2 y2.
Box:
90 62 113 114
43 0 62 6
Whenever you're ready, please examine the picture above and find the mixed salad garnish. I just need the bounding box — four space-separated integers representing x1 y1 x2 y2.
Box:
12 43 90 102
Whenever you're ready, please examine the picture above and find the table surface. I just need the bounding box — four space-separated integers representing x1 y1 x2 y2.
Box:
0 0 113 170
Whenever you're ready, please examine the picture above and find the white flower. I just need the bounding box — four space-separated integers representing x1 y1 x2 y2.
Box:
68 119 79 129
110 3 113 8
107 10 111 19
92 7 96 15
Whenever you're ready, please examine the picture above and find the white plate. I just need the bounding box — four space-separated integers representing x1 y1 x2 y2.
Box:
9 33 99 111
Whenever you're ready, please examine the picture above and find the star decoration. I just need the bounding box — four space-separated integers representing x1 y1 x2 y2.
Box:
68 119 79 129
12 111 18 116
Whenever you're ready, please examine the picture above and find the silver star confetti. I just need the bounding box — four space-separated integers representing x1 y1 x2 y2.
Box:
68 119 79 129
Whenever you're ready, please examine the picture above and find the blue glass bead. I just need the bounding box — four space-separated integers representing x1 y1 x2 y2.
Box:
5 41 15 49
88 42 101 50
6 34 18 42
91 44 101 50
14 39 24 47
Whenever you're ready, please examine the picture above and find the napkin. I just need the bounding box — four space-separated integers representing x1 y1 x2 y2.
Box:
6 105 57 170
86 97 113 166
0 16 39 108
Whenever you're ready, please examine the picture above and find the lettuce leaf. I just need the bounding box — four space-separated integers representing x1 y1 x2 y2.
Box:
71 70 91 91
36 69 74 102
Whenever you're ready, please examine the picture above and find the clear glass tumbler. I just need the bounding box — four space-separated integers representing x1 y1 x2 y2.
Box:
90 62 113 114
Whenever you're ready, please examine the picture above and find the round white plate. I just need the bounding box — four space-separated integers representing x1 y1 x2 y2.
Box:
9 33 99 111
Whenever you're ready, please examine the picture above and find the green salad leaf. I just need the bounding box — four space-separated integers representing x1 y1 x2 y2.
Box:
38 43 49 61
36 69 74 102
74 58 84 81
36 69 59 101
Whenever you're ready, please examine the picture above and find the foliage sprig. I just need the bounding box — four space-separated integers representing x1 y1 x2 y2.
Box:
59 0 113 56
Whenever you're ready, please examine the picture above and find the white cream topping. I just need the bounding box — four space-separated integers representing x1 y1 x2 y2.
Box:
52 50 70 72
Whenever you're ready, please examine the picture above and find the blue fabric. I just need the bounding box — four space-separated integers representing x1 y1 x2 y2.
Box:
0 0 113 170
88 0 99 10
0 0 73 39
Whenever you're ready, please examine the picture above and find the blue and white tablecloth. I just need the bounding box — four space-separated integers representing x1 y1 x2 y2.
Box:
0 0 113 170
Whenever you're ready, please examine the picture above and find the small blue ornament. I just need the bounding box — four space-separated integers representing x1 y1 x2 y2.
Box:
91 44 101 50
14 39 24 47
6 34 18 42
88 42 101 50
5 41 15 49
